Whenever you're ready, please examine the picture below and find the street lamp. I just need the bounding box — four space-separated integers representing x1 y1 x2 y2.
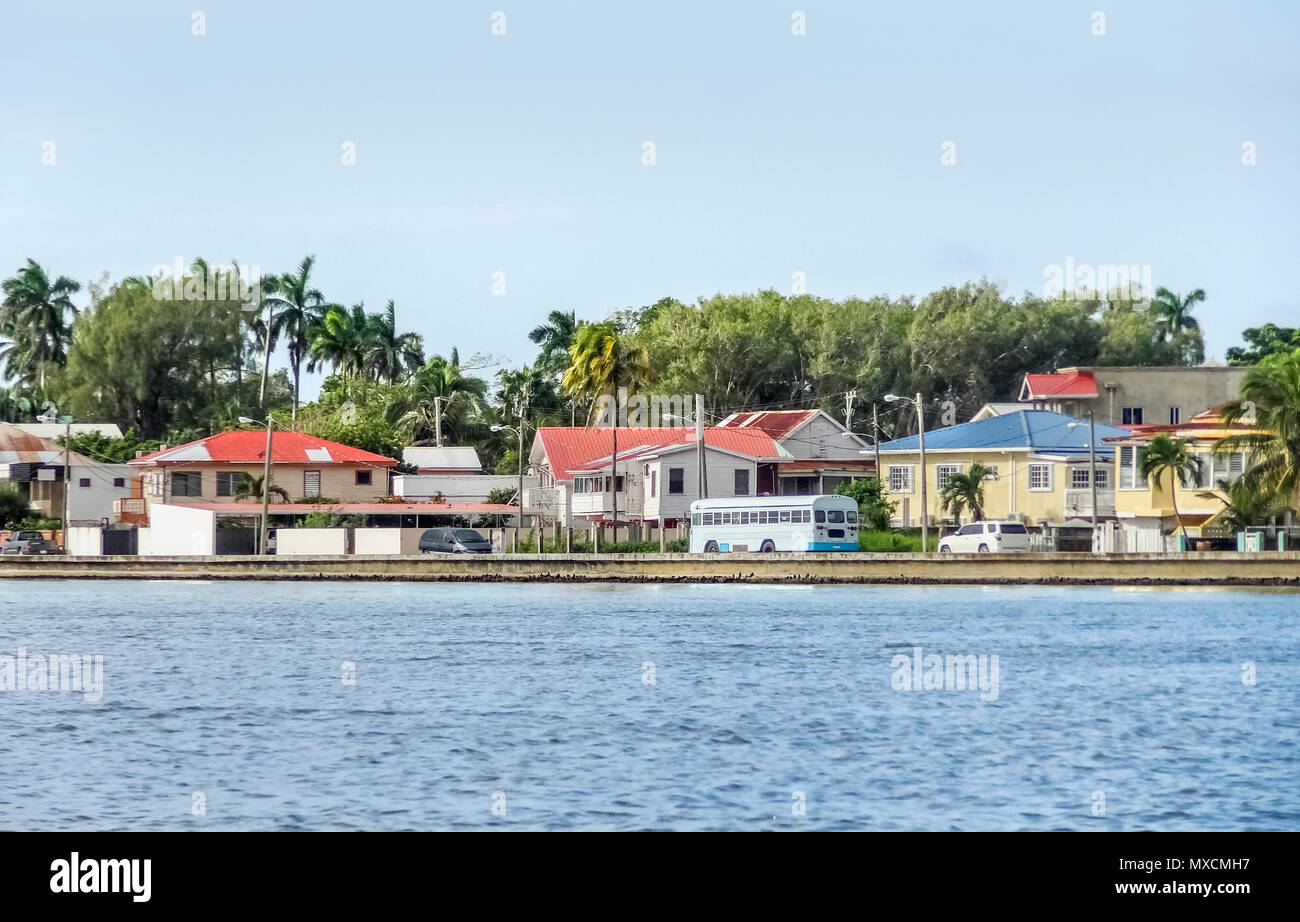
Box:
884 393 928 552
1068 411 1099 527
238 415 279 555
491 423 526 531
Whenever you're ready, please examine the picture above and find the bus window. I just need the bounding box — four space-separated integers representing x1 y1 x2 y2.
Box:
692 513 701 526
780 511 790 523
846 510 858 524
815 510 826 523
827 510 844 523
722 513 731 524
757 511 766 524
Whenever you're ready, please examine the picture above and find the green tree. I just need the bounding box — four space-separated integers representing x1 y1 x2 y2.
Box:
1217 348 1300 509
259 255 331 417
390 351 489 446
528 309 580 377
1226 324 1300 366
295 376 405 459
939 462 991 524
364 300 424 383
561 321 654 534
0 483 30 528
0 259 81 391
1197 478 1285 531
308 303 370 379
833 477 895 531
0 385 36 423
1138 434 1202 540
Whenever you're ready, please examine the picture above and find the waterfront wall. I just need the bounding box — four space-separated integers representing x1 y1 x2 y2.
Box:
2 552 1299 585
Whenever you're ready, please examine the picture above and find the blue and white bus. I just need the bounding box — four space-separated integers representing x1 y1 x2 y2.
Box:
688 495 859 553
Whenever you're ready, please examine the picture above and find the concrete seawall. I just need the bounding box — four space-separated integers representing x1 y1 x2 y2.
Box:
1 552 1299 585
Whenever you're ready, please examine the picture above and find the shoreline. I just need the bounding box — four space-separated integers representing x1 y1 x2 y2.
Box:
2 552 1299 586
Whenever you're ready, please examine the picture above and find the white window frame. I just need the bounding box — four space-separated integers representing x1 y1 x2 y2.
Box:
1070 466 1090 489
887 464 914 494
935 464 961 492
1028 463 1053 492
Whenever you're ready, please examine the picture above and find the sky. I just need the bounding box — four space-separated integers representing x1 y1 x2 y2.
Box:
3 0 1297 401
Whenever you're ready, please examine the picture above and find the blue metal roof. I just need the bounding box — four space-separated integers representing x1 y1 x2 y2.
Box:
877 410 1128 457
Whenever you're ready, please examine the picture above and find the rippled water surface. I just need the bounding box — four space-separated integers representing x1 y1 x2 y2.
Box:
1 580 1297 830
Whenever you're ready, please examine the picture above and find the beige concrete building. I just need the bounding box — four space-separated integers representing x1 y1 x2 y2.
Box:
1021 364 1250 428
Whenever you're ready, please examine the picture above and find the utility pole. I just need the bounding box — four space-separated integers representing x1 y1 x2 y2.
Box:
916 392 928 553
1088 407 1098 528
63 417 71 530
844 389 857 432
872 403 880 478
695 394 708 499
260 418 274 555
434 396 444 447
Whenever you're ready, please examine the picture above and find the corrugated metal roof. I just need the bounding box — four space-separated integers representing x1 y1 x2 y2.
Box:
534 427 789 482
1020 369 1099 399
131 430 397 466
878 410 1129 456
716 409 822 439
401 446 483 470
0 421 96 465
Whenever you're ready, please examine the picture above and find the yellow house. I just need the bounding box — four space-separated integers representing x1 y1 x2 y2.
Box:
1105 407 1268 549
875 409 1131 527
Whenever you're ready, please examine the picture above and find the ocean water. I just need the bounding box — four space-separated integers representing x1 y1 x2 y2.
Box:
0 580 1296 831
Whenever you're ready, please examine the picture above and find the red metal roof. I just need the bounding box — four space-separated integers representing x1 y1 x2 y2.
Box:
1020 369 1099 400
534 427 786 482
130 430 398 466
716 409 822 439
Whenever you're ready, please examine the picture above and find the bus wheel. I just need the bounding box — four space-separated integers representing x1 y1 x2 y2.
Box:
704 540 720 553
978 544 990 553
760 540 775 553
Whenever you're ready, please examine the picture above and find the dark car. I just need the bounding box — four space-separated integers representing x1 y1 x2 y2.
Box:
1 530 58 555
418 527 494 554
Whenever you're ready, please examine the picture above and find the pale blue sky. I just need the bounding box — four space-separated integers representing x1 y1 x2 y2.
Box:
3 1 1296 399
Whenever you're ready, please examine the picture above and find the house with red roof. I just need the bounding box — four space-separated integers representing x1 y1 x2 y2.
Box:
1017 365 1249 427
716 409 875 494
129 429 398 508
1018 369 1099 417
528 426 790 528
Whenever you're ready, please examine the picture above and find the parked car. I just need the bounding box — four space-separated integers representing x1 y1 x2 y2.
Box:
1 530 60 555
938 521 1030 554
418 527 494 554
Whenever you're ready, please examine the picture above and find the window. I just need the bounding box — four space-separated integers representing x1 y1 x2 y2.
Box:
614 475 624 493
957 524 982 536
814 510 826 523
650 471 657 497
1071 467 1090 489
1000 523 1027 534
668 467 684 494
827 510 845 523
303 471 321 496
888 465 913 494
1028 463 1053 491
692 513 701 526
702 513 714 525
1119 446 1138 490
355 470 372 486
734 469 750 496
846 511 857 524
722 512 732 524
78 478 90 488
172 472 202 497
982 465 999 481
780 510 791 523
113 477 125 488
1094 468 1109 489
1169 407 1181 425
216 472 240 497
1122 407 1143 426
935 464 961 492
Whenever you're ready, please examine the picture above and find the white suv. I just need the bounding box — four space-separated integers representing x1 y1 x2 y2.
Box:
938 521 1030 554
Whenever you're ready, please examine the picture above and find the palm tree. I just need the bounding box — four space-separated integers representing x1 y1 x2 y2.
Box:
1197 478 1285 532
0 259 81 391
939 462 990 525
259 255 331 418
308 304 371 379
364 300 424 383
529 309 580 376
1138 434 1202 541
1217 348 1300 511
561 322 654 538
391 352 489 446
232 473 290 504
1151 287 1206 362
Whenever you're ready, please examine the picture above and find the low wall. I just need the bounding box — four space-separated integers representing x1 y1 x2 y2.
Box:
353 528 424 555
276 528 349 556
6 552 1300 585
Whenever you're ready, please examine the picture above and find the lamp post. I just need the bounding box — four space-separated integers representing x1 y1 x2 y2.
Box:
239 415 277 554
884 393 928 552
491 423 526 531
